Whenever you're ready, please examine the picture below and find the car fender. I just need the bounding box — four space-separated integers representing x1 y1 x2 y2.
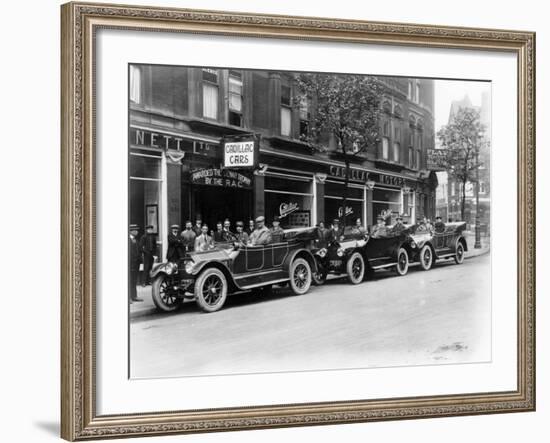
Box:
191 259 237 284
283 248 318 274
455 236 468 252
150 262 175 279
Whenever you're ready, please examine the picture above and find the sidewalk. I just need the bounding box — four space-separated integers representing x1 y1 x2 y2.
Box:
130 285 158 320
463 231 491 259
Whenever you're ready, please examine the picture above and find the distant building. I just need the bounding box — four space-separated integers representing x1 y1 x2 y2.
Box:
435 92 491 231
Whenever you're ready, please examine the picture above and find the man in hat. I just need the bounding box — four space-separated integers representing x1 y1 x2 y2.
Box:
316 221 330 247
194 224 214 252
328 218 344 243
222 218 236 242
434 215 446 233
129 224 143 303
391 215 406 235
249 216 272 246
234 221 249 245
181 220 196 253
139 224 157 286
270 216 285 243
371 216 388 238
166 224 185 263
213 221 224 243
192 216 203 237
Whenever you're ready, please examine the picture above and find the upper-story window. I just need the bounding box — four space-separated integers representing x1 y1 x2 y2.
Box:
299 96 310 139
130 65 141 104
228 70 243 127
416 149 421 169
280 85 292 137
393 126 401 162
408 80 420 104
202 68 219 120
381 120 390 160
407 81 413 101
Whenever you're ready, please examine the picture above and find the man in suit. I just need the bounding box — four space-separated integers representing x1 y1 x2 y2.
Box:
166 224 185 263
270 216 285 243
391 215 406 235
181 220 196 253
247 219 255 236
129 224 143 303
328 218 344 243
222 218 236 242
192 216 203 237
235 221 249 245
139 224 157 286
213 221 225 243
316 221 330 247
194 224 214 252
249 216 272 246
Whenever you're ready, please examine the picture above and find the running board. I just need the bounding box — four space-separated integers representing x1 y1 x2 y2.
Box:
371 262 397 270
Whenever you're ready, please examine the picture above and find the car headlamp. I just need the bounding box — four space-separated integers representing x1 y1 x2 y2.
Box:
337 248 344 257
165 262 177 275
184 261 194 274
317 248 327 258
411 241 417 249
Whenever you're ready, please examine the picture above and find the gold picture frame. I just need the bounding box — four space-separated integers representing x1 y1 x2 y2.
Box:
61 2 536 440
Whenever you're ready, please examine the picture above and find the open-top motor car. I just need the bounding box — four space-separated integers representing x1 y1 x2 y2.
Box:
150 228 318 313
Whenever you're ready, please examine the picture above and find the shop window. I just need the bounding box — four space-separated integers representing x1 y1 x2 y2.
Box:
202 69 219 120
264 174 313 228
324 181 364 224
392 142 400 162
228 70 243 127
130 65 141 104
372 186 402 224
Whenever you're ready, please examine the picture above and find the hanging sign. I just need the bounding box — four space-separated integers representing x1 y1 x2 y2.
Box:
223 135 259 169
190 168 252 189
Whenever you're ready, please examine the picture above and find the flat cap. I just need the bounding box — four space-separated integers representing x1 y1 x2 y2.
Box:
236 221 244 227
129 223 140 230
255 216 265 223
170 224 180 229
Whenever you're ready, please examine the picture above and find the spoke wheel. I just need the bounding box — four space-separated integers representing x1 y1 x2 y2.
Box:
312 270 327 286
289 258 312 295
419 245 433 271
395 248 409 276
346 252 365 285
152 274 182 312
455 242 465 264
195 268 228 312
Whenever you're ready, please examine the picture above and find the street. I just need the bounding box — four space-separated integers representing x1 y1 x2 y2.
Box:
130 254 491 379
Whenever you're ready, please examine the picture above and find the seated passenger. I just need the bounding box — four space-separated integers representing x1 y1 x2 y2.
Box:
234 221 249 245
434 216 446 233
370 216 388 238
270 216 285 243
248 216 272 246
391 215 406 234
327 218 344 243
350 218 367 238
194 224 214 252
316 221 330 247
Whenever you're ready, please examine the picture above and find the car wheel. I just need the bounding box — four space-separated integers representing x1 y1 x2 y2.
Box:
289 258 312 295
151 274 182 312
346 252 365 284
395 248 409 276
454 242 465 264
194 268 228 312
419 245 433 271
312 269 327 286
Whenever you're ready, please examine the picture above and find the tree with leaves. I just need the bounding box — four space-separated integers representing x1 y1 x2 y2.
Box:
294 73 383 228
436 107 487 221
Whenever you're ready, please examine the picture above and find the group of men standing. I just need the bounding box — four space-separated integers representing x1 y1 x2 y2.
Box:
165 215 286 264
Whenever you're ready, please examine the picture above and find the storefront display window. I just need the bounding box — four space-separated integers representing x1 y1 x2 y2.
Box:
264 174 313 228
372 186 402 224
324 181 364 226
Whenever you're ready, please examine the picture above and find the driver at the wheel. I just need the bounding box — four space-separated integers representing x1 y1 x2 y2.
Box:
248 216 272 246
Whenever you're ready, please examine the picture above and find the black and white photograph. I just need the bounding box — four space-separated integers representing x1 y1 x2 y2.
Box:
128 64 492 378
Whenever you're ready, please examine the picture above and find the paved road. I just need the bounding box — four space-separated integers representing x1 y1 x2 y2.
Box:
130 254 491 378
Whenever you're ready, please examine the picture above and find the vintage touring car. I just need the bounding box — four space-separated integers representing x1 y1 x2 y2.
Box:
408 221 468 270
312 228 413 285
150 228 319 313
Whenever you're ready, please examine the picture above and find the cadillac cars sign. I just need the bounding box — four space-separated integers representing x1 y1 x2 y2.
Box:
223 135 259 169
